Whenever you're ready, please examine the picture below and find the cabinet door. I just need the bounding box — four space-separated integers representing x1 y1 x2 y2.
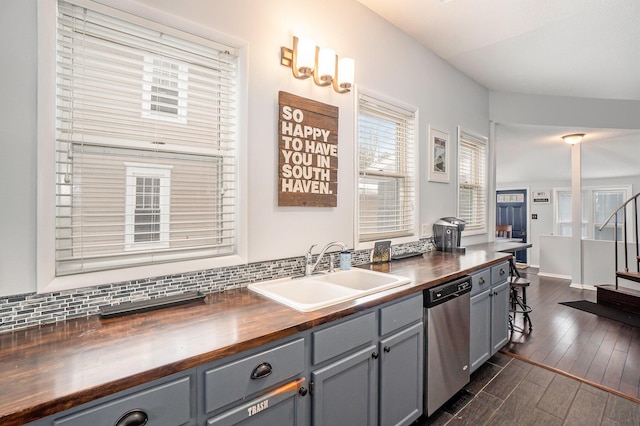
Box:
470 290 491 373
378 322 423 426
205 379 305 426
491 281 510 353
311 345 377 426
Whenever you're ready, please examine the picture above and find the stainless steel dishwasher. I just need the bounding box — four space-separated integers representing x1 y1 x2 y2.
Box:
424 275 472 416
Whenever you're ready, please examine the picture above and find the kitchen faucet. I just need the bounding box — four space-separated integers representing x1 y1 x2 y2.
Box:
305 241 348 276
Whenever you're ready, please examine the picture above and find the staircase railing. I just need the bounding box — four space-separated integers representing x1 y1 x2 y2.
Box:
598 192 640 288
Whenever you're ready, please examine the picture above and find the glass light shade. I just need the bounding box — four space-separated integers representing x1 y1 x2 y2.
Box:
337 58 354 89
296 38 316 76
562 133 585 144
317 48 336 82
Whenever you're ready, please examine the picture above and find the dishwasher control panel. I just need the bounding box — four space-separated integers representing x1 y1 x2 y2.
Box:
425 276 471 306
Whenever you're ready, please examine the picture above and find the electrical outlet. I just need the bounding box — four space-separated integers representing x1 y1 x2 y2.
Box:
422 223 431 237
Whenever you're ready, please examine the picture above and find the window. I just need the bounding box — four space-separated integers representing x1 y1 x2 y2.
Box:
593 189 627 240
554 186 631 240
124 164 172 250
458 129 487 233
52 0 240 277
357 93 416 242
142 58 188 123
555 190 587 237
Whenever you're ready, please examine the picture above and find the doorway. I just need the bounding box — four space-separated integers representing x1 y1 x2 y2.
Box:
496 189 527 263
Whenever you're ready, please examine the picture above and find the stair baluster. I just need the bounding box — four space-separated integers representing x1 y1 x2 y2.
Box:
596 192 640 315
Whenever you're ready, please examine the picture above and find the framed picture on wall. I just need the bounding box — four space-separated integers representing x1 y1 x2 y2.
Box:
427 126 449 183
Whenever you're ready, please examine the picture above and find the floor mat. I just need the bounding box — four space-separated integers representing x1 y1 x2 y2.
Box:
441 389 475 415
559 300 640 328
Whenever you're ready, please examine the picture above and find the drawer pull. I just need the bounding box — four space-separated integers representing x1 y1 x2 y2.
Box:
479 277 485 285
500 268 506 275
250 362 273 379
115 409 148 426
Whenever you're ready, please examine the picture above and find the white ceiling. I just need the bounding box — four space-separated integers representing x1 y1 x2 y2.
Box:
495 124 640 183
358 0 640 183
357 0 640 101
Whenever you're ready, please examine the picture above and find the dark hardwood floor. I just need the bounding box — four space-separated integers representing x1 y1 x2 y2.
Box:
503 268 640 401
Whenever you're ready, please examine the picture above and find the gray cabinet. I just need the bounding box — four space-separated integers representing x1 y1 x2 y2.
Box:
310 312 377 426
311 345 378 426
470 262 509 373
490 281 510 353
27 370 197 426
378 322 423 426
205 378 305 426
199 337 306 426
470 287 491 372
28 295 423 426
309 294 423 426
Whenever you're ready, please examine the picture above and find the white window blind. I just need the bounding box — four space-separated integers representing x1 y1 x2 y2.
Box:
554 187 630 240
55 0 238 275
458 130 487 232
357 94 416 242
555 190 587 237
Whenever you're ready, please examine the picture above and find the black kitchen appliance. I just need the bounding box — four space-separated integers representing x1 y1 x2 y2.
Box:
433 217 466 253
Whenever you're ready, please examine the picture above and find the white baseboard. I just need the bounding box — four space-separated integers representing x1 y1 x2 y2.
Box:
569 283 597 291
538 271 571 280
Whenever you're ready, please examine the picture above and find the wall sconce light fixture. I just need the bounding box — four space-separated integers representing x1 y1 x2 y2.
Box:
562 133 585 145
281 36 354 93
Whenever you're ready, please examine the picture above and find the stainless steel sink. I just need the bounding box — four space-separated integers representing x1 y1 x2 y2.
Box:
248 269 411 312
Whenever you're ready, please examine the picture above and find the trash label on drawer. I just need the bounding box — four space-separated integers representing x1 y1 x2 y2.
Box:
247 399 269 416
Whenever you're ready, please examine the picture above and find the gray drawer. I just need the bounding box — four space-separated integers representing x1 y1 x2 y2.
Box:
206 379 303 425
491 262 509 286
203 338 304 414
54 376 192 426
470 269 491 297
312 312 375 365
379 294 422 336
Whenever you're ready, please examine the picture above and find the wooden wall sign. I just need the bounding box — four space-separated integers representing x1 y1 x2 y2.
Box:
278 91 339 207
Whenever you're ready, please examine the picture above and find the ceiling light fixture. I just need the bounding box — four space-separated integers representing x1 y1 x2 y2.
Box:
562 133 585 145
281 36 354 93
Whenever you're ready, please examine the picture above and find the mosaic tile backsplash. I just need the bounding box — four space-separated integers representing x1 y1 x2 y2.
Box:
0 240 427 333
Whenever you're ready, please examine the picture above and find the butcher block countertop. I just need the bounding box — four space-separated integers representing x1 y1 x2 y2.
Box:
0 248 510 425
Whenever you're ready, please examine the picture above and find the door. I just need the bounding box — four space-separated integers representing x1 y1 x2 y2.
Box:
490 281 510 354
496 189 527 263
469 290 491 373
379 322 423 426
311 345 377 426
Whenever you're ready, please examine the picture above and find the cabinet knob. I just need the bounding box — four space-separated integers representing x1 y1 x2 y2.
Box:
479 277 485 285
298 387 308 397
372 352 379 359
115 409 148 426
500 268 506 275
250 362 273 379
383 346 391 353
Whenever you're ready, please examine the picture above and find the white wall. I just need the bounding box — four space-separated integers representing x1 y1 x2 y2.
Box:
539 236 572 278
0 0 38 298
0 0 490 296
